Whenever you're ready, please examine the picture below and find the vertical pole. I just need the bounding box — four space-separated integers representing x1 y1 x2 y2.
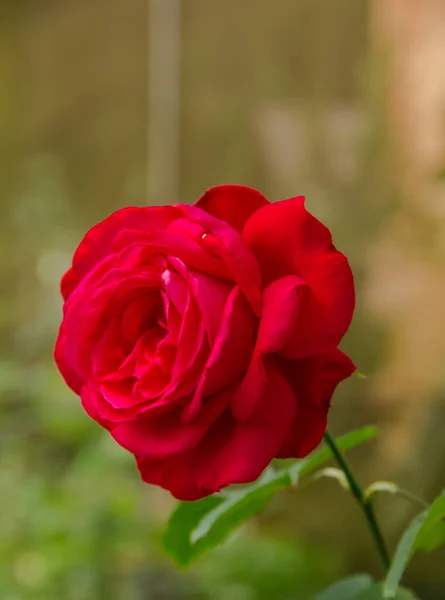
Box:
147 0 182 205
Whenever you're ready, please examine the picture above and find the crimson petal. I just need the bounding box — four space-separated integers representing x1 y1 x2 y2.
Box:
62 206 178 299
243 196 355 357
137 359 296 500
110 388 230 457
277 348 356 458
195 184 269 232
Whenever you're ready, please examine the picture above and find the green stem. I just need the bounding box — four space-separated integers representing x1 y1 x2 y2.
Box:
324 430 391 573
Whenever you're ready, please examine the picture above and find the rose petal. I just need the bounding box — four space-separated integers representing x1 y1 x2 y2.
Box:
137 359 296 500
243 196 355 357
60 267 161 384
161 268 188 314
174 263 232 344
256 275 306 354
62 205 178 299
178 204 263 315
110 388 231 457
54 325 85 394
231 275 306 422
116 231 233 281
195 184 269 232
92 318 129 380
170 292 206 382
81 380 188 427
100 379 137 409
81 385 127 429
166 255 233 345
161 293 181 344
139 364 171 397
230 354 268 423
121 292 162 344
277 348 356 458
182 286 256 423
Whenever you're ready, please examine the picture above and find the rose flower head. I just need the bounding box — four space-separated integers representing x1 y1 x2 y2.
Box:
55 185 355 500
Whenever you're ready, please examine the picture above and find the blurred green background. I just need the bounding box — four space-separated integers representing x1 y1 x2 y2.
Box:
1 1 445 598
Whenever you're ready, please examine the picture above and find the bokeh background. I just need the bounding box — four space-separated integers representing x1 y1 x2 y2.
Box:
2 1 445 598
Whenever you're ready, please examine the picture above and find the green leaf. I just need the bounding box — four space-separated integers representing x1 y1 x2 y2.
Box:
384 492 445 597
364 481 399 499
189 467 290 544
356 583 418 599
414 493 445 552
163 426 379 566
416 518 445 552
355 371 368 379
163 495 223 566
311 467 350 491
315 574 373 600
163 467 290 566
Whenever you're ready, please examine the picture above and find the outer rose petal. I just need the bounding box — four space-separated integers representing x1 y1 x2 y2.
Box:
231 275 306 422
243 196 355 357
54 325 85 394
195 184 269 232
256 275 306 354
110 388 230 456
136 359 297 500
178 204 263 315
60 266 161 385
81 386 116 429
80 378 195 430
277 348 356 458
62 205 178 299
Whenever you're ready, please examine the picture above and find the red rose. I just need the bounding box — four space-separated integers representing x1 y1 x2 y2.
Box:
55 185 355 500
